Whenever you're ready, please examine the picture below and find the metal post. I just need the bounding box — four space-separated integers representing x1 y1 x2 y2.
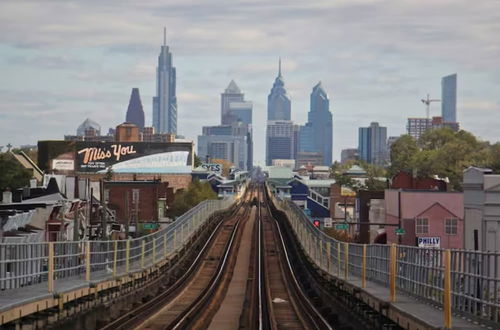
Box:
113 240 117 277
153 238 157 264
344 242 349 280
141 240 145 269
164 233 167 257
337 242 341 277
174 229 177 250
125 191 130 238
326 241 331 274
390 243 397 302
85 241 91 281
362 244 367 288
73 176 79 241
125 239 130 273
48 242 54 293
444 249 452 329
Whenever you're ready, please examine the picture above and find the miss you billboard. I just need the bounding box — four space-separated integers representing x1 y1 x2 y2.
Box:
75 141 193 174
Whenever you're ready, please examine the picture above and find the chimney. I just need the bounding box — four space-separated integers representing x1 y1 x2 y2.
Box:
2 190 12 204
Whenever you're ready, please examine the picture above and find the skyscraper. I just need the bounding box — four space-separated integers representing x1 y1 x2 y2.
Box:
221 80 244 125
153 28 177 134
358 122 388 166
441 74 457 123
267 59 291 120
299 82 333 165
126 88 145 130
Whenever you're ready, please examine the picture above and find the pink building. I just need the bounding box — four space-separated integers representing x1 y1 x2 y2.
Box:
385 189 463 249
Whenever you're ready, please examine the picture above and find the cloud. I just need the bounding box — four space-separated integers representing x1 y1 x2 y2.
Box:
1 0 500 159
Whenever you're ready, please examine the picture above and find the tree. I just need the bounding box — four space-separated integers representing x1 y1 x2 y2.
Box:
167 181 217 218
193 153 202 168
0 153 32 192
389 135 418 176
389 128 497 190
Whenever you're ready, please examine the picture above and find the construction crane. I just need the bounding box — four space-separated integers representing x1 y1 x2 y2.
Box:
421 94 441 121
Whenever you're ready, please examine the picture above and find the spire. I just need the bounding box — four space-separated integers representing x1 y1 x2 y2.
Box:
163 27 166 46
278 57 282 77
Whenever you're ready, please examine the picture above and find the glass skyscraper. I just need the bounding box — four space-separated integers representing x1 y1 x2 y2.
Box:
441 74 457 123
298 82 333 166
153 28 177 134
267 59 291 120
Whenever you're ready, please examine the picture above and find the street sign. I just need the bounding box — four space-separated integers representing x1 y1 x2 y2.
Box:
395 228 405 235
143 223 158 230
324 218 332 228
335 223 349 230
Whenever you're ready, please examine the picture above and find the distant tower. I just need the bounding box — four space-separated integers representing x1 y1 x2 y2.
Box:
300 82 333 165
221 80 244 125
441 74 457 123
267 58 291 120
126 88 145 130
153 27 177 134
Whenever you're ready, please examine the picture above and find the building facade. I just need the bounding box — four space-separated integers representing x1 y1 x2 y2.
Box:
197 134 248 170
266 120 298 166
441 73 457 123
153 28 177 134
340 148 359 164
358 122 388 166
463 167 500 252
385 189 464 249
407 118 431 140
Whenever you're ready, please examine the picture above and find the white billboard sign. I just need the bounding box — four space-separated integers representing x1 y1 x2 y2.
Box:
52 159 74 171
417 237 441 248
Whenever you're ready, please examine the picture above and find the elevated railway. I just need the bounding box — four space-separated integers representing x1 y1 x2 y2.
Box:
0 180 492 330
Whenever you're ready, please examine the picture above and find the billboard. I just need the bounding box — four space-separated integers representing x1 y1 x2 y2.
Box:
75 142 192 173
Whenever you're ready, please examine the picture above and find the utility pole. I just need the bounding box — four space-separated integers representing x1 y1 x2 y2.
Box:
100 180 107 240
125 190 130 238
73 176 79 241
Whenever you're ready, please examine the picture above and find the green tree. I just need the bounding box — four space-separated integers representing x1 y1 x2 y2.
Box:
389 135 418 176
167 181 217 218
193 153 202 167
0 153 32 192
389 128 497 190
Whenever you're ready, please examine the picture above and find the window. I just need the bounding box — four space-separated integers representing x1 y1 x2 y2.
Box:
445 218 458 235
415 218 429 235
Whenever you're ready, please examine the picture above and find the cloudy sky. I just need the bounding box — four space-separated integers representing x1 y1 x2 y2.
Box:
0 0 499 164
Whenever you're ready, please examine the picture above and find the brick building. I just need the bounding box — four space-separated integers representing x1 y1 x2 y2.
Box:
103 180 174 226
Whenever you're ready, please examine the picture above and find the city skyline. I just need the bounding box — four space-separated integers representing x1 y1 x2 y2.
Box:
1 1 499 165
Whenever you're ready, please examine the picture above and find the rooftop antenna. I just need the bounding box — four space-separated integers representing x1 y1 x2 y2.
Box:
163 27 166 46
421 93 441 123
278 57 282 76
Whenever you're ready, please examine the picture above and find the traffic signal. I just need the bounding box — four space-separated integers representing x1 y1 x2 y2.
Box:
313 220 320 228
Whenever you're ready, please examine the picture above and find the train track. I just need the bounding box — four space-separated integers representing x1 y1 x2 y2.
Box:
103 183 333 330
100 186 254 330
257 186 331 330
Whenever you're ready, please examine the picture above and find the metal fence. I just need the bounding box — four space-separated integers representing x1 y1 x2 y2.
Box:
0 198 234 292
268 186 500 325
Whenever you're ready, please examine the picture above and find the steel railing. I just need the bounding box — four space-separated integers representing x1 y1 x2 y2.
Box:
0 198 235 293
266 184 500 326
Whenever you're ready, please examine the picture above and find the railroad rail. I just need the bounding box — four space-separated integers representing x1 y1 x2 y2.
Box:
258 187 331 329
128 185 256 329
